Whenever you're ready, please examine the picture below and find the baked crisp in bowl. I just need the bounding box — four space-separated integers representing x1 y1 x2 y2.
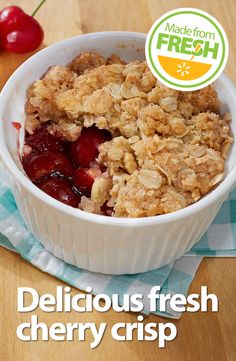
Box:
0 32 236 274
23 52 232 218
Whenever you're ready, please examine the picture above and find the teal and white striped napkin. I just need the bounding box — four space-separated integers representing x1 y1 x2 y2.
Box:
0 166 235 319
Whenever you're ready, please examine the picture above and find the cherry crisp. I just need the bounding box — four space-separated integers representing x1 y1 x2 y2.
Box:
23 52 233 217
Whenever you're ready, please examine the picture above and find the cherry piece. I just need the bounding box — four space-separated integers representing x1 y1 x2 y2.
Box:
0 5 44 53
71 126 111 168
101 202 113 216
25 126 68 154
38 178 80 207
24 152 75 181
73 167 101 196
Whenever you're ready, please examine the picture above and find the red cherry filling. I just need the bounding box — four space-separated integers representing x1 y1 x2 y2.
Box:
25 126 69 154
38 178 80 207
101 202 113 216
24 152 75 182
73 167 101 196
23 125 112 211
70 126 111 168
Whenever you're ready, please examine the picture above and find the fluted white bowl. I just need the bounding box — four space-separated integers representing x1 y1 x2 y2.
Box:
0 32 236 274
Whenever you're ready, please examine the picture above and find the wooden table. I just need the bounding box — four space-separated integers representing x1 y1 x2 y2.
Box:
0 1 236 360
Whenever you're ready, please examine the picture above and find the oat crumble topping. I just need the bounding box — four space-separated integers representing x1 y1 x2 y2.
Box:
25 52 233 217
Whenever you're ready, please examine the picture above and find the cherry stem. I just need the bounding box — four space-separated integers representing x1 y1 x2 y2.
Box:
31 0 47 17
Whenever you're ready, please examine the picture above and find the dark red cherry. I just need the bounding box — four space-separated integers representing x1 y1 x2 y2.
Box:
0 5 44 53
71 126 111 168
38 178 80 207
24 152 75 181
25 126 68 153
101 202 113 216
73 167 101 196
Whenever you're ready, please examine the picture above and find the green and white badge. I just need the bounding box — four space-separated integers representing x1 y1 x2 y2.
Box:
145 8 229 91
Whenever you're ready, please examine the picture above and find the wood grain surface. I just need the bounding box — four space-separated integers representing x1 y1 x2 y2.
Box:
0 1 236 360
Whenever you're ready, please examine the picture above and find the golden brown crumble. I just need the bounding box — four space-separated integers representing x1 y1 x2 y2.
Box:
25 52 233 217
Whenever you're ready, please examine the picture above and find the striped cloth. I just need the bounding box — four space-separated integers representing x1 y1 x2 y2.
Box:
0 166 235 318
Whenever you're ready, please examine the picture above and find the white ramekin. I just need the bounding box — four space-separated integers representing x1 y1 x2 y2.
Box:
0 32 236 275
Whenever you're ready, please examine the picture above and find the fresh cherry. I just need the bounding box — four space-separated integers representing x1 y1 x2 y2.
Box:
0 4 44 53
73 167 101 196
38 178 80 207
25 126 68 154
0 6 23 26
24 152 75 181
71 126 111 168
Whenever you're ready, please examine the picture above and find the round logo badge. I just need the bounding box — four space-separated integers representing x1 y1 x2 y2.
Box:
145 8 229 91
